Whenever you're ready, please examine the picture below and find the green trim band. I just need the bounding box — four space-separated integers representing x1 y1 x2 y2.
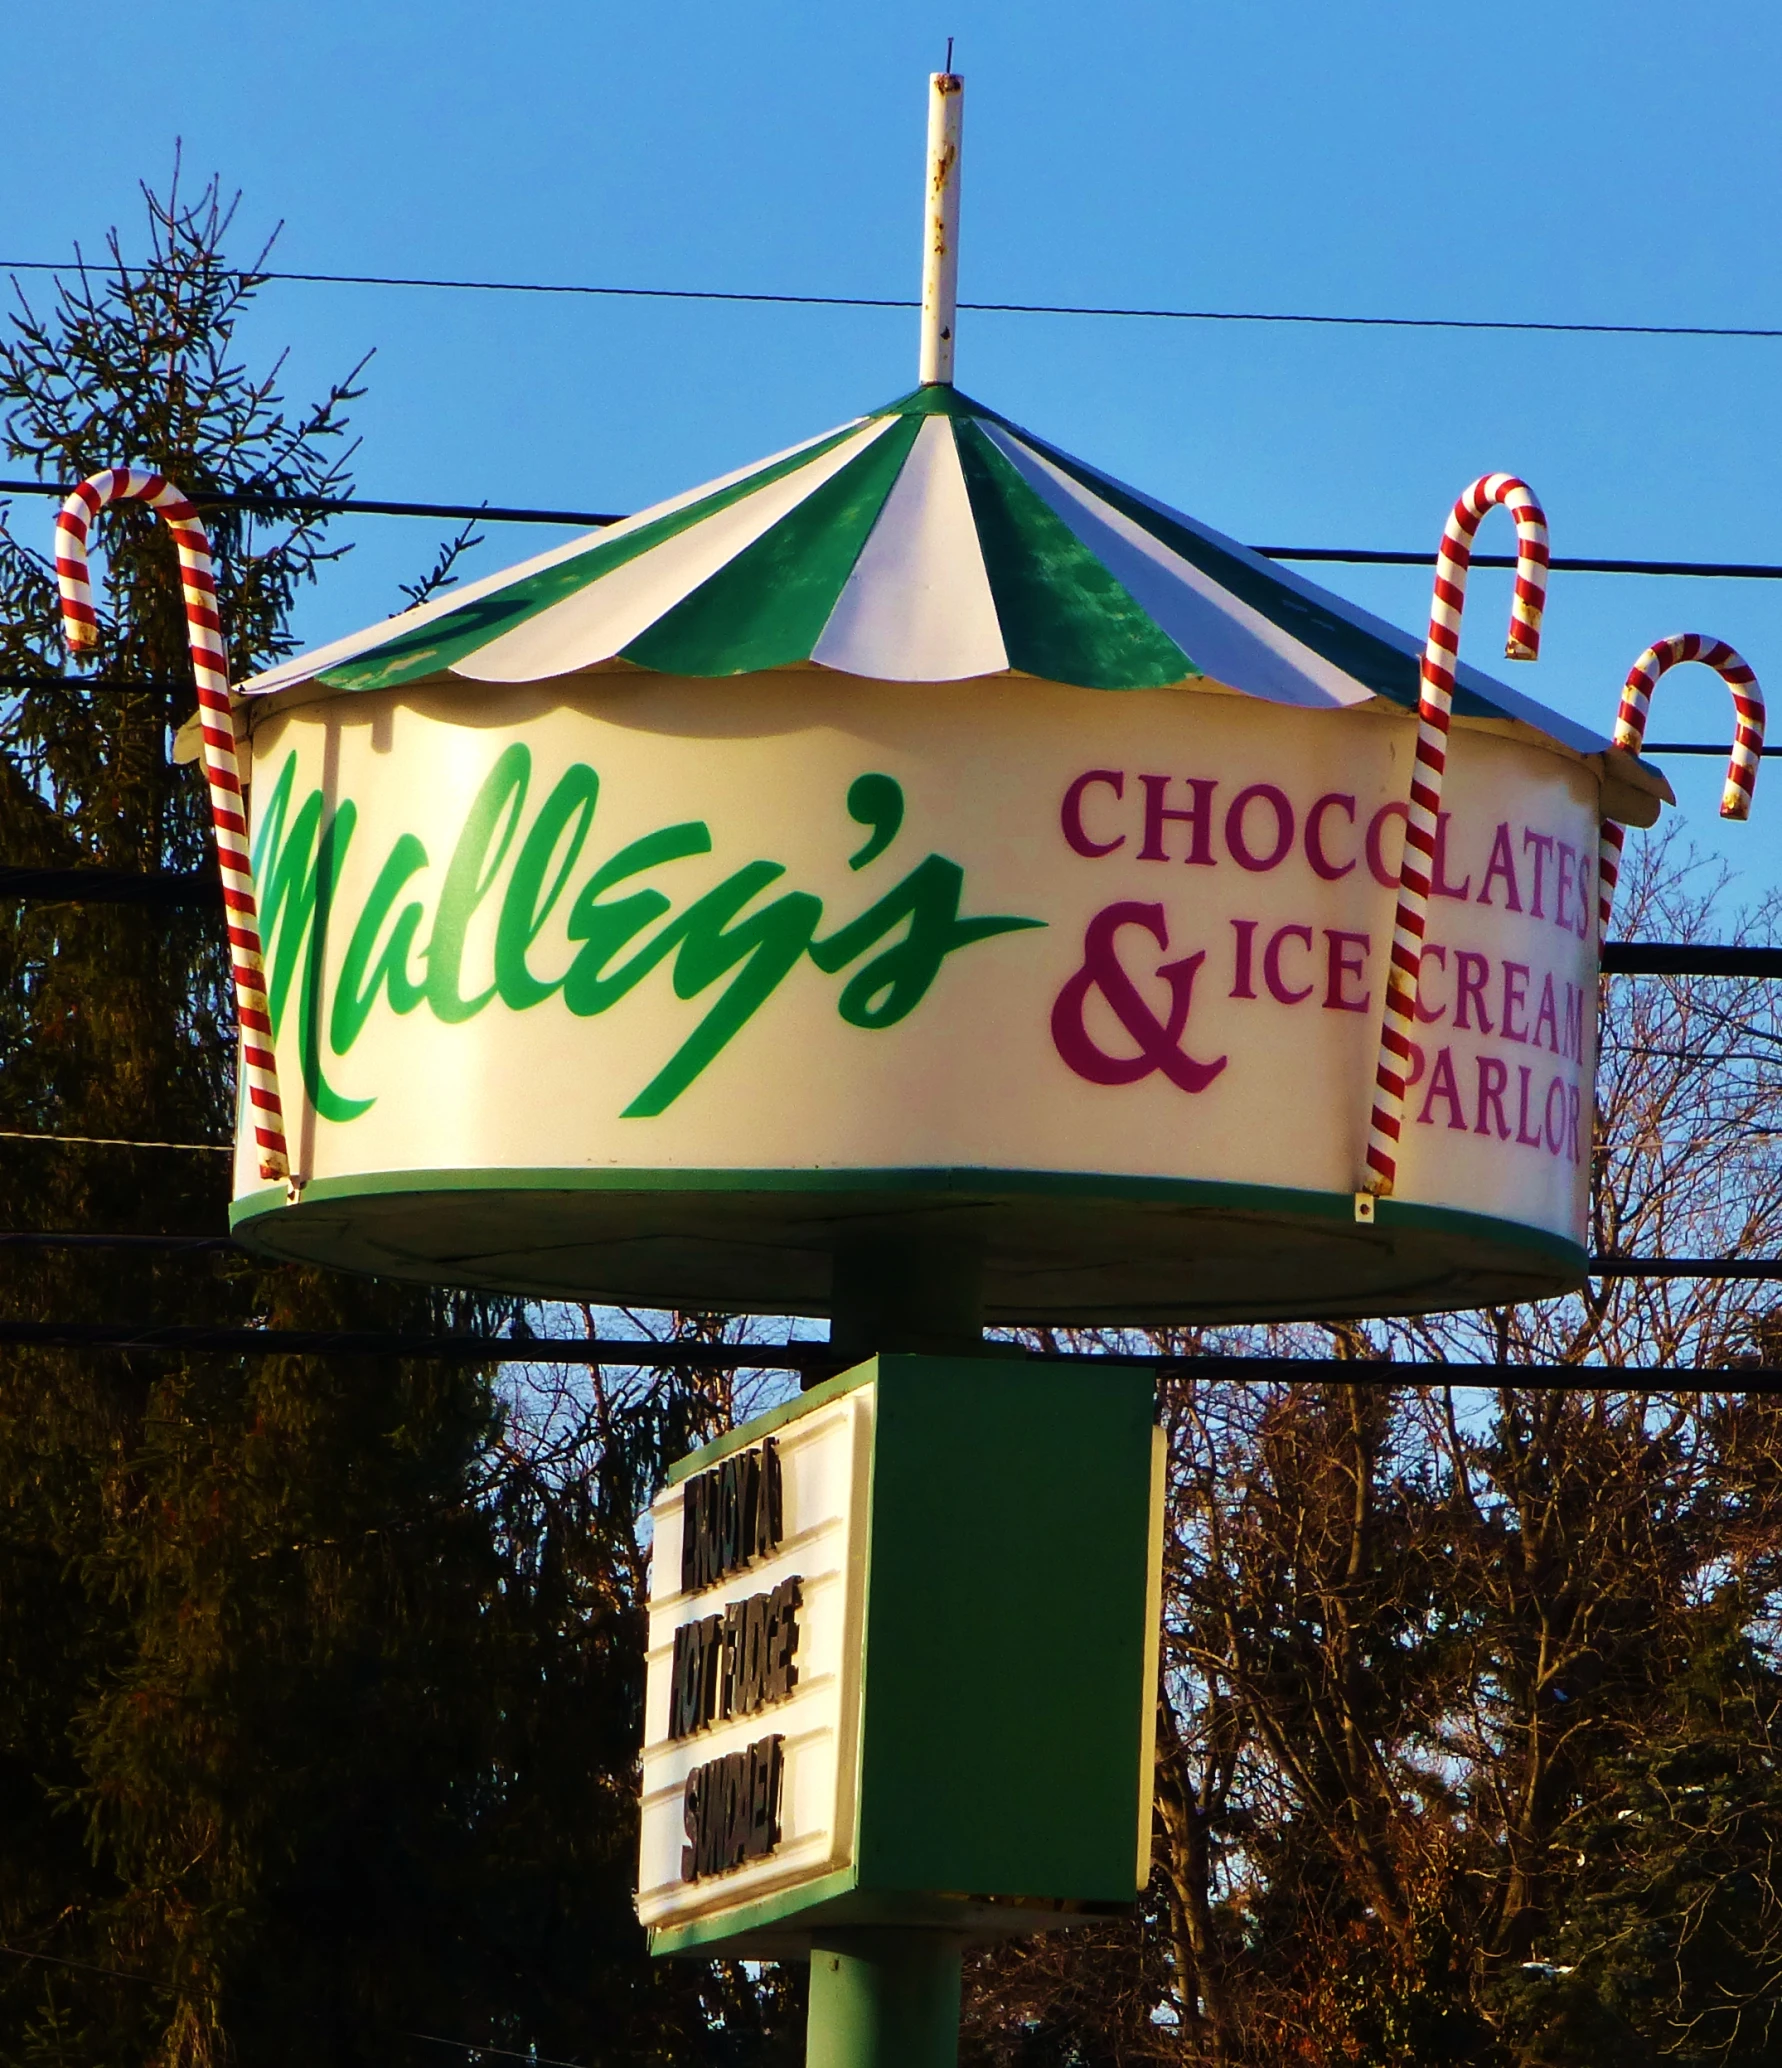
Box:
647 1866 860 1956
644 1873 1125 1957
231 1161 1585 1276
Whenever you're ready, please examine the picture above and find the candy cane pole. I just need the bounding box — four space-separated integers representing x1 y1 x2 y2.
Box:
1360 474 1549 1204
1597 635 1764 934
56 468 292 1184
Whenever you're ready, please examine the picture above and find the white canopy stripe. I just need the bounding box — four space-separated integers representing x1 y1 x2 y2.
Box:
810 415 1008 681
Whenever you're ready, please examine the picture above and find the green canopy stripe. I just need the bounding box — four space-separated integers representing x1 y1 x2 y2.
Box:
619 414 924 677
952 420 1193 691
316 419 875 694
1005 427 1427 713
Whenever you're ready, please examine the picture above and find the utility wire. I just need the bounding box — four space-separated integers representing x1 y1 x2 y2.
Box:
7 256 1782 339
6 856 1780 973
1644 742 1782 758
0 865 219 908
3 1233 1779 1281
0 1942 158 1989
0 1233 234 1252
1259 548 1782 581
1600 944 1782 979
7 472 1782 588
7 478 1782 583
4 854 1775 976
0 1324 1774 1384
404 2033 591 2068
0 478 616 527
0 1128 230 1154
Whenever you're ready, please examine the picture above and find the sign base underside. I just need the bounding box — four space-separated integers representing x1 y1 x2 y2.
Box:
230 1169 1582 1323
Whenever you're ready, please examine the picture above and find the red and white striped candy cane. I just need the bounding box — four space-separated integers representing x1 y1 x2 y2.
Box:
56 468 291 1183
1597 635 1764 934
1362 474 1549 1200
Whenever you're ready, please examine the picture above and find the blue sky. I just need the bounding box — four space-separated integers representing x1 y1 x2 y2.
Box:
8 0 1782 912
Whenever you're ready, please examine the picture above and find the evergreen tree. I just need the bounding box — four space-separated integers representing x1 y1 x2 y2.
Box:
0 172 801 2068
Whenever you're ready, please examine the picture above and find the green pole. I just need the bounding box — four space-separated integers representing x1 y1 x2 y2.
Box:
813 1246 982 2056
806 1931 963 2068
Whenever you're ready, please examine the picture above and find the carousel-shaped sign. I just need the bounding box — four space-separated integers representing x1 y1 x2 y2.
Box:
51 72 1767 1329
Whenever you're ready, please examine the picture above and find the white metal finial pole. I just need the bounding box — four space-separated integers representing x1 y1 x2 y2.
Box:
919 68 964 385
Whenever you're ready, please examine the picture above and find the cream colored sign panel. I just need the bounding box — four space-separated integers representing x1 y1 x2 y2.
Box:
239 676 1599 1246
636 1384 872 1930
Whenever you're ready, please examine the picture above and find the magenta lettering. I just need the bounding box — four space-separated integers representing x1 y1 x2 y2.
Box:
1475 822 1523 911
1264 924 1314 1004
1323 929 1370 1013
1501 961 1531 1044
1522 829 1555 917
1562 983 1583 1063
1417 1046 1468 1130
1137 775 1216 864
1533 972 1559 1054
1231 918 1258 999
1415 943 1449 1024
1475 1056 1512 1139
1432 814 1472 900
1544 1075 1567 1156
1554 842 1576 932
1306 793 1357 880
1062 770 1126 857
1454 950 1493 1033
1515 1065 1545 1146
1366 802 1408 890
1225 784 1295 872
1051 902 1228 1093
1566 1083 1581 1163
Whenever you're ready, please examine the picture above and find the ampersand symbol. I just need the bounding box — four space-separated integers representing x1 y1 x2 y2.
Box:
1051 901 1228 1094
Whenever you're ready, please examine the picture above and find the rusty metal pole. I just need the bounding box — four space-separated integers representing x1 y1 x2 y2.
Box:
918 69 964 385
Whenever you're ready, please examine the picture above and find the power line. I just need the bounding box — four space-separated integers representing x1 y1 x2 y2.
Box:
0 1324 1777 1384
0 1320 833 1369
0 478 616 527
1258 547 1782 581
7 256 1782 340
1600 944 1782 979
1589 1258 1782 1280
4 1232 1779 1282
0 865 219 909
0 1128 229 1154
404 2032 593 2068
1643 742 1782 758
6 850 1780 970
7 478 1782 582
0 1942 158 1989
0 1232 233 1252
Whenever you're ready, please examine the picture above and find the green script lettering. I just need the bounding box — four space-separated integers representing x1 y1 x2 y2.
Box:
426 743 529 1022
331 834 429 1054
249 749 1042 1123
809 853 1043 1027
252 755 371 1122
495 762 601 1009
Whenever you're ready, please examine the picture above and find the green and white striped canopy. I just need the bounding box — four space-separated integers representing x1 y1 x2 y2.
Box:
241 384 1632 767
